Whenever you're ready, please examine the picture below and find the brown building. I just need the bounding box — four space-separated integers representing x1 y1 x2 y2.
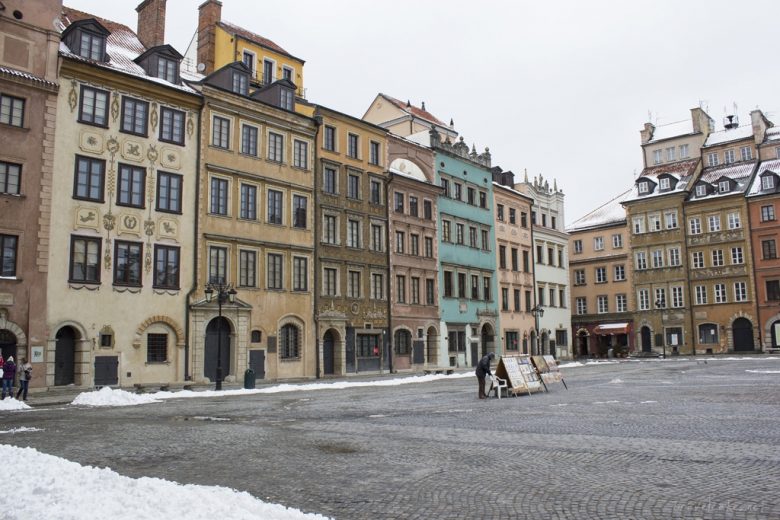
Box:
386 134 440 370
0 0 61 377
568 189 634 357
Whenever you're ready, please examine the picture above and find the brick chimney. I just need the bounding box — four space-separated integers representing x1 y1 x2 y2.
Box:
640 122 655 144
751 109 771 146
198 0 222 75
136 0 167 49
690 106 714 138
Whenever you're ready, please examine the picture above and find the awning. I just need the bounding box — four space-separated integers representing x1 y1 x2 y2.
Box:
593 323 629 335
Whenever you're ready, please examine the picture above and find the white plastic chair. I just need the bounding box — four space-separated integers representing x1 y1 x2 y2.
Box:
488 374 508 399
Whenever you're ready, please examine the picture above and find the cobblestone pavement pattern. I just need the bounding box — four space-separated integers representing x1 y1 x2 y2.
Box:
2 359 780 519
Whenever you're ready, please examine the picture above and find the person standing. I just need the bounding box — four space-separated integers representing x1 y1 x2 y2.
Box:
1 356 16 399
16 357 31 401
475 352 495 399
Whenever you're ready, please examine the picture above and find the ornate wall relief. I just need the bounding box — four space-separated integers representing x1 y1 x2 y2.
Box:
160 147 181 170
118 213 141 237
68 80 79 112
121 140 145 163
74 207 100 231
158 218 179 240
79 131 104 154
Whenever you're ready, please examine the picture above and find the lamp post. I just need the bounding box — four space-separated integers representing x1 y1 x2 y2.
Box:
530 304 544 355
655 299 667 359
205 282 237 390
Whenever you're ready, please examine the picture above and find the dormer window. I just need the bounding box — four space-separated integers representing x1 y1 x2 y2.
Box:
157 57 178 83
62 19 110 63
763 175 776 190
695 184 707 197
79 31 105 61
280 88 294 111
718 180 730 193
659 177 670 190
638 181 649 194
134 45 182 85
232 71 248 95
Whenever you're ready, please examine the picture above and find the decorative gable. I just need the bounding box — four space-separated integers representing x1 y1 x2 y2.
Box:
62 18 110 62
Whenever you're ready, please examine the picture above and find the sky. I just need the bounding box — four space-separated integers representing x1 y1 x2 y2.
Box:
62 0 780 224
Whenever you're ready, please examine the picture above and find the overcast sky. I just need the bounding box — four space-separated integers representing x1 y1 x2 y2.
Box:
66 0 780 224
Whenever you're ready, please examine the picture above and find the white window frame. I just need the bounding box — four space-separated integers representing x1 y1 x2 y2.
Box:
708 215 721 232
679 144 689 158
695 285 707 305
668 247 680 267
734 281 747 302
727 212 741 229
731 247 743 265
616 294 627 313
612 234 622 248
692 251 704 269
740 146 752 161
724 149 736 164
614 264 625 281
594 236 604 251
695 185 707 197
714 283 727 303
633 216 645 234
597 295 608 314
638 289 650 311
707 152 719 167
689 217 701 235
653 149 662 165
665 210 678 229
671 286 683 308
659 177 670 190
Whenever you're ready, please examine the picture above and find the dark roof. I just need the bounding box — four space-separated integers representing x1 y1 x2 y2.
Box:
218 21 304 63
134 44 183 64
379 93 448 128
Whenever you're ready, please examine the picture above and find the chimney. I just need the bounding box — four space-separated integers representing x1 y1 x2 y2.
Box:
640 122 655 144
197 0 222 75
751 109 771 146
690 106 713 137
136 0 167 49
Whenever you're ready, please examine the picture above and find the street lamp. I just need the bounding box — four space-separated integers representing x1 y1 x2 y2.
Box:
530 304 544 355
655 299 667 359
205 282 237 390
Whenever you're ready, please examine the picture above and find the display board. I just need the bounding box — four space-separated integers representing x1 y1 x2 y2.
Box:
517 358 543 392
531 355 567 389
494 356 528 395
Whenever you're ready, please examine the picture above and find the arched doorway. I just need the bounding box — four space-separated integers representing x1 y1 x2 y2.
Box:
0 329 17 362
771 320 780 348
426 326 438 366
732 318 754 351
323 329 337 375
577 330 589 357
55 326 77 386
641 326 652 353
204 317 232 382
394 329 412 370
481 323 495 357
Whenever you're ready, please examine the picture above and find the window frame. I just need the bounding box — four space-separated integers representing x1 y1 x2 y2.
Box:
113 240 143 287
120 96 149 137
78 85 109 128
0 94 25 127
159 107 185 146
68 235 101 284
153 244 180 290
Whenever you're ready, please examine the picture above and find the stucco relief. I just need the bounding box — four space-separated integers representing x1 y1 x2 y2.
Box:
150 102 158 132
118 213 141 237
157 218 178 240
110 91 120 122
74 206 100 231
68 80 78 112
160 147 181 170
79 131 104 154
121 140 145 163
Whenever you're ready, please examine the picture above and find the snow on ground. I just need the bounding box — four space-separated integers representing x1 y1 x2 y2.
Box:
0 398 31 412
71 386 161 407
558 361 619 368
3 444 330 520
0 426 42 434
746 370 780 374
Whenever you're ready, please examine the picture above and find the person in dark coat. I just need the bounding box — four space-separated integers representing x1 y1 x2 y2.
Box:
1 356 16 400
16 357 31 401
475 352 495 399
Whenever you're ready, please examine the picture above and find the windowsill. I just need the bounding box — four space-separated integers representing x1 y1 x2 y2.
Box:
116 202 145 210
119 130 149 139
291 165 310 172
145 361 171 366
0 192 25 200
208 212 231 219
279 357 302 363
0 276 22 283
159 138 184 147
78 119 109 129
0 123 28 132
266 159 285 166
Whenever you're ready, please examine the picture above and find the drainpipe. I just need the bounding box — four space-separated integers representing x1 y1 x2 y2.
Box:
184 105 203 382
681 192 696 357
386 170 393 373
529 198 538 355
312 112 322 378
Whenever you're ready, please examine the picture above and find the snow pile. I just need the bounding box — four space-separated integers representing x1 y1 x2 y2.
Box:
0 398 31 411
3 445 329 520
558 360 619 369
708 356 779 361
609 378 624 384
746 369 780 374
71 386 160 407
0 426 42 434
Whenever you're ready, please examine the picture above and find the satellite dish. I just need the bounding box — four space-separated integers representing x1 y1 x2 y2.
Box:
197 63 206 72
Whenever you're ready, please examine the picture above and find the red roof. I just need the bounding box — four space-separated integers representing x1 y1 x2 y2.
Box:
380 93 447 128
62 6 139 47
219 21 302 63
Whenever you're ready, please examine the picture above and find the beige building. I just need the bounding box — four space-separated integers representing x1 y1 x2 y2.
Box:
48 4 201 387
568 190 633 357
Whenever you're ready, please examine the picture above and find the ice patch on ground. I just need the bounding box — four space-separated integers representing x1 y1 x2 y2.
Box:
0 426 43 434
192 416 230 422
71 386 161 407
640 401 658 404
609 378 624 384
0 398 31 411
745 370 780 374
3 444 330 519
594 400 620 404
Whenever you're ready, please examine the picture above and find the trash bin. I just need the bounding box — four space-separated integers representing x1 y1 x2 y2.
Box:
243 368 255 389
607 348 614 359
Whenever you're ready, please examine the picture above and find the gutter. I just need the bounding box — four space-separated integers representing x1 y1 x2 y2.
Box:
312 112 322 378
184 106 203 381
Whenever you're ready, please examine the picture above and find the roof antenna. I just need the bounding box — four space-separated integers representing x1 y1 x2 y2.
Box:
421 101 426 111
406 100 411 108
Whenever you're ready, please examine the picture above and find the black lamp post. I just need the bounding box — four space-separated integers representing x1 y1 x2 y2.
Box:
530 304 544 355
205 282 237 390
655 299 667 359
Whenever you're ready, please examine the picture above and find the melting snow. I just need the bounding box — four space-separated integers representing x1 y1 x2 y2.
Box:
0 426 43 434
71 386 161 407
0 398 31 411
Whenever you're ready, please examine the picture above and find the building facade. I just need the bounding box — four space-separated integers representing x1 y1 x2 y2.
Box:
0 0 62 386
568 190 634 357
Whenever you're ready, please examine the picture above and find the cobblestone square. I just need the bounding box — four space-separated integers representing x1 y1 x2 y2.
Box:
3 358 780 519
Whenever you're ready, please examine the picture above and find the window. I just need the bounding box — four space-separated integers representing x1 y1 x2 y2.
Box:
147 333 167 363
734 281 747 302
708 215 721 232
347 219 361 248
481 229 490 251
468 186 475 204
78 30 105 60
616 294 627 312
727 212 741 229
324 126 336 151
501 288 509 311
0 161 21 195
665 147 675 161
514 289 521 311
612 234 622 248
762 239 777 259
711 249 724 267
635 251 647 270
157 171 182 213
293 257 308 291
633 217 645 234
724 149 735 164
597 296 608 314
117 164 145 208
672 286 683 308
239 184 257 220
456 224 464 245
69 236 100 283
679 144 689 158
120 97 148 136
509 208 516 224
280 89 294 111
479 191 487 209
594 237 604 251
396 275 406 303
239 250 257 288
293 195 307 229
718 180 730 193
521 212 528 227
668 247 681 267
665 211 678 229
652 249 664 268
154 245 179 289
499 246 507 269
231 70 248 95
536 245 543 264
394 192 404 212
425 237 434 258
659 177 670 190
653 149 662 164
395 231 405 254
347 270 361 298
707 152 719 167
241 125 258 156
280 324 300 359
523 250 530 272
210 177 228 215
268 132 284 162
654 288 666 308
648 214 661 232
0 94 24 127
267 253 283 289
714 283 727 303
614 264 625 281
395 330 411 355
454 183 462 201
511 248 519 271
426 279 435 305
369 141 380 165
212 115 230 149
689 217 701 235
443 271 453 298
695 185 707 197
762 175 776 190
409 196 418 217
293 140 308 169
323 167 337 194
323 267 337 296
348 133 359 158
370 180 382 204
469 227 477 248
551 216 557 230
596 267 606 283
410 234 419 256
761 205 775 222
573 240 583 254
371 224 383 252
525 290 532 312
483 276 492 301
695 285 707 305
506 331 519 351
497 204 505 221
79 86 109 127
208 246 227 284
262 59 274 83
160 107 185 145
156 56 178 83
347 174 360 200
371 273 384 300
442 220 451 242
424 200 433 220
576 297 587 315
440 178 450 197
357 334 380 357
468 274 476 299
267 189 282 225
410 276 420 304
574 269 585 285
638 181 649 194
731 247 743 265
638 289 650 310
114 241 142 286
692 251 704 269
766 280 780 301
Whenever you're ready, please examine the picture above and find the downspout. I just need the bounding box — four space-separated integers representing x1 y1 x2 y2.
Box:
386 170 393 373
681 192 696 357
184 103 203 381
313 113 322 378
530 199 538 355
